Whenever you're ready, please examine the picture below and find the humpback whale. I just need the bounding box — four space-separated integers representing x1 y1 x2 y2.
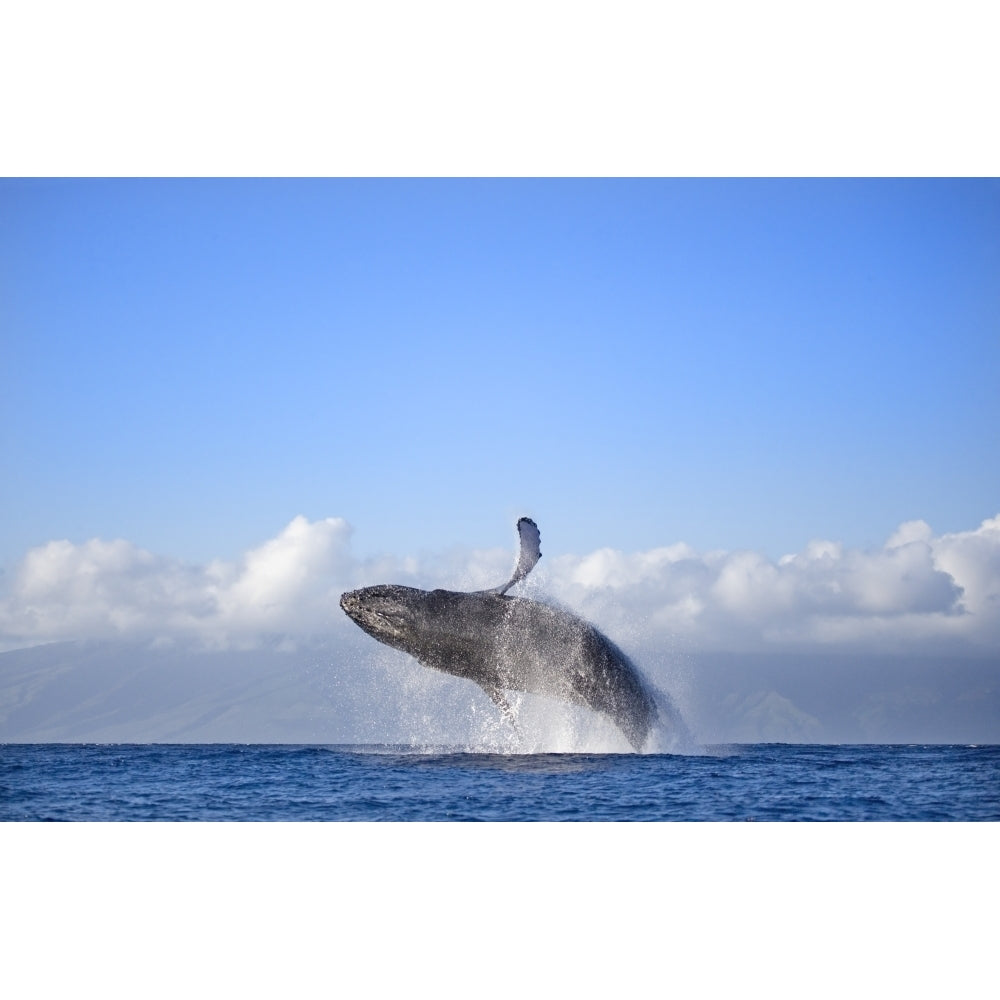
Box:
339 518 662 751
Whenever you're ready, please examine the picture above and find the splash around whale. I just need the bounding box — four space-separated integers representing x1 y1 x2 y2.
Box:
340 518 686 752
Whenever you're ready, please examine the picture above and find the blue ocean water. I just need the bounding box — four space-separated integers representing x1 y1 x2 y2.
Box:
2 743 998 820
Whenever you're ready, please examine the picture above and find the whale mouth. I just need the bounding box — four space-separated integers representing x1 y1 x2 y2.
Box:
340 588 416 650
339 590 363 622
340 587 402 627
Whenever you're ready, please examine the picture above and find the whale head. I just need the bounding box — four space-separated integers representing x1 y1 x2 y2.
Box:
339 585 432 652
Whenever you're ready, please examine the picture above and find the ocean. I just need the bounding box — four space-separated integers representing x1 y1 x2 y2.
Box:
2 742 998 821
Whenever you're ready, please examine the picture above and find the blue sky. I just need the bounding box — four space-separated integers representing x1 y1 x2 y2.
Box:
2 178 998 574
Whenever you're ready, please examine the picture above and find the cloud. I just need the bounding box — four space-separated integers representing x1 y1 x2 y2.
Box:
1 517 359 647
209 516 354 635
2 513 999 654
6 537 211 641
543 515 1000 653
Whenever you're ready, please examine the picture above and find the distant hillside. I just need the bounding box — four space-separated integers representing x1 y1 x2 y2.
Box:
2 639 997 745
0 639 379 743
677 651 1000 744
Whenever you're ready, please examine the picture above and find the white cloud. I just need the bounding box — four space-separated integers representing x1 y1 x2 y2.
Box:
212 516 353 635
886 519 934 548
7 537 211 640
545 514 1000 653
0 517 360 646
2 513 999 654
932 515 1000 636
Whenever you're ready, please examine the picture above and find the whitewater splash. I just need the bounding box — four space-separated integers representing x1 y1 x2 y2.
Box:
469 686 695 755
358 641 695 755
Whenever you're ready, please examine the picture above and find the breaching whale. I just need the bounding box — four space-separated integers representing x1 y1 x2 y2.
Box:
339 518 661 751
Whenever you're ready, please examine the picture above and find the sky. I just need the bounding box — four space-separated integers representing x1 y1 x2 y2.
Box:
2 177 999 699
3 178 998 581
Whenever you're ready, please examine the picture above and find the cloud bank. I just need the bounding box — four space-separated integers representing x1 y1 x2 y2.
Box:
2 513 999 655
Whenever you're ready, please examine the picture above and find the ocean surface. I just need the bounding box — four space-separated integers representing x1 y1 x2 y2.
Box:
2 742 998 820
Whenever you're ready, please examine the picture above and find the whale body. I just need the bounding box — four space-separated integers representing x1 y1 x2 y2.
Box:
339 518 661 751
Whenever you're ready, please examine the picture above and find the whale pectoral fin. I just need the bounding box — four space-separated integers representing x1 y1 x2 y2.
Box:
492 517 542 595
482 683 519 729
